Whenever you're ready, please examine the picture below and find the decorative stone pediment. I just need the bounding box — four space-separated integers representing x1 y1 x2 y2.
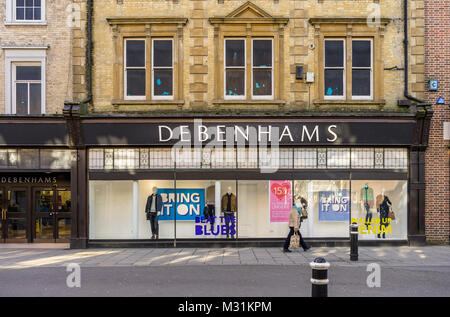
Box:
226 1 272 18
209 1 288 25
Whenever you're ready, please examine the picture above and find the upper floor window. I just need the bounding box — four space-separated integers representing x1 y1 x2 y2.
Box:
210 1 288 103
152 39 174 99
16 0 42 21
4 48 46 115
107 17 186 103
123 38 174 101
5 0 46 24
310 17 389 104
324 39 373 100
224 38 274 100
13 63 42 114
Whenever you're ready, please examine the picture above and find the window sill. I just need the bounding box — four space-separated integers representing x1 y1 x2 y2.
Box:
112 99 185 106
212 99 286 105
4 21 47 26
313 99 386 106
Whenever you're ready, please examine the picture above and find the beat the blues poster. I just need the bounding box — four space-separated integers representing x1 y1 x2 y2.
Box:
318 190 350 221
158 188 205 221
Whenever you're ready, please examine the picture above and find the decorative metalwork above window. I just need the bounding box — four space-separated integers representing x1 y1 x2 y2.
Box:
88 147 409 171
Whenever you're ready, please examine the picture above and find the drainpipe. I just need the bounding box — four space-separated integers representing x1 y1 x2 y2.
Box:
402 0 426 105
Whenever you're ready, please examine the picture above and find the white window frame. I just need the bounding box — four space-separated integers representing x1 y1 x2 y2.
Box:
12 62 42 115
151 38 174 100
224 38 246 100
124 38 146 101
251 38 274 100
351 38 373 100
5 0 47 25
4 48 46 114
324 38 346 101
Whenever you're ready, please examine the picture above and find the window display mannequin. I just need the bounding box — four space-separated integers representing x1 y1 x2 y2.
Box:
360 184 374 227
283 196 310 252
221 186 237 238
376 189 392 239
204 184 215 230
145 186 163 240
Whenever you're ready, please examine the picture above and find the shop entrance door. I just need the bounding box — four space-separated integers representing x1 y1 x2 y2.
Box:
33 188 71 242
0 187 29 243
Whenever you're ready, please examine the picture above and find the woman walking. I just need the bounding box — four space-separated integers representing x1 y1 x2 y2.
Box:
283 197 311 252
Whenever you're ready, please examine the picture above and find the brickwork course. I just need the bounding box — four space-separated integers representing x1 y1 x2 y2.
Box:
424 0 450 244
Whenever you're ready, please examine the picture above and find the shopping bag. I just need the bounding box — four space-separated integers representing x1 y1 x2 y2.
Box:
388 208 396 220
289 232 300 249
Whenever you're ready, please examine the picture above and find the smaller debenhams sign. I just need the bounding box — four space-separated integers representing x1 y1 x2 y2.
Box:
1 176 57 184
82 119 416 146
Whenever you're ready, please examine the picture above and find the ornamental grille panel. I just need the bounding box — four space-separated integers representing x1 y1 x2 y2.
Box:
384 148 408 169
294 148 317 169
351 148 375 169
87 147 409 171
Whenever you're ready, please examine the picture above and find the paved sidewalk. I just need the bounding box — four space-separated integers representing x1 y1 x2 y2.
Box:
0 246 448 269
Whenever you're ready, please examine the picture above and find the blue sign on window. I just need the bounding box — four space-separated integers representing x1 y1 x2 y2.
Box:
158 188 205 221
318 190 350 222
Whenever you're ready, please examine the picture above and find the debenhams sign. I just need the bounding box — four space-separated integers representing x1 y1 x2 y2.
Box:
83 119 416 146
158 122 339 145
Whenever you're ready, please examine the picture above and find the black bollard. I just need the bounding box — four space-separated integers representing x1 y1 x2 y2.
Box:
350 222 359 261
310 257 329 297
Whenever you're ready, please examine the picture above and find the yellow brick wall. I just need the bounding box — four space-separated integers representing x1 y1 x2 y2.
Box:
91 0 425 113
0 0 76 115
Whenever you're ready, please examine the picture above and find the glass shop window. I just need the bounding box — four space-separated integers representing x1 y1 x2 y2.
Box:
294 180 350 238
351 180 407 240
152 39 173 99
352 40 372 99
324 39 345 99
125 39 146 99
13 63 42 114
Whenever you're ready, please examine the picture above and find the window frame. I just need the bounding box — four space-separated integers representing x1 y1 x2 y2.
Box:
224 38 246 100
4 49 46 115
6 0 46 25
123 38 147 101
12 62 42 115
151 38 174 101
251 38 274 100
351 38 373 100
323 38 346 101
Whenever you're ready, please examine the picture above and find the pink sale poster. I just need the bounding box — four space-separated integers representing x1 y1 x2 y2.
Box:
269 180 292 223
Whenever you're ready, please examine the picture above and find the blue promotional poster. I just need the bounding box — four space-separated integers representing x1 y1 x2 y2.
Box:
318 190 350 221
158 188 205 221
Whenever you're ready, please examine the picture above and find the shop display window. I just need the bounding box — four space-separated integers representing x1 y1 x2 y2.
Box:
294 180 350 238
351 180 407 240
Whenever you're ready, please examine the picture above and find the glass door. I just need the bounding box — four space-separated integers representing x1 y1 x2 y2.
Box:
33 188 55 242
33 188 72 242
55 189 71 242
4 188 29 242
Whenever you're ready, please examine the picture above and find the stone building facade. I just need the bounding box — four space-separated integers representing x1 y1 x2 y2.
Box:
87 0 426 114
